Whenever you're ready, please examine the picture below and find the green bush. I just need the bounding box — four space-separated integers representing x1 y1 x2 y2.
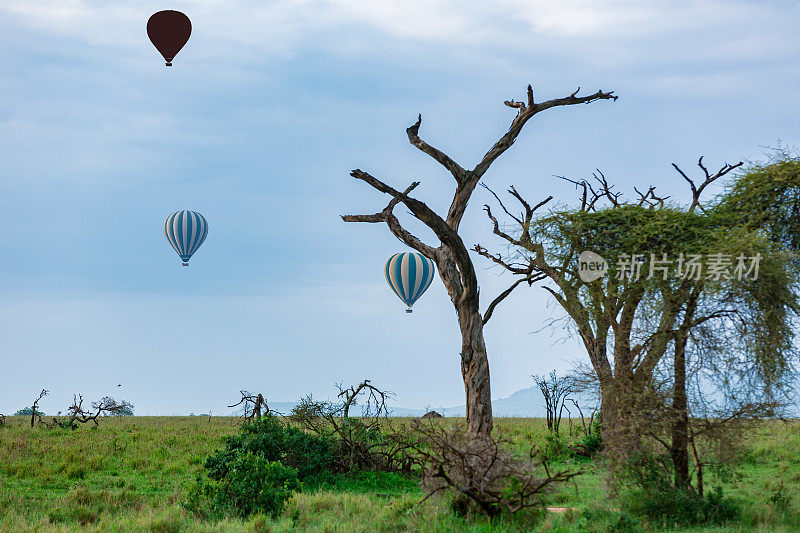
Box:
576 431 603 455
542 432 572 462
186 415 336 519
204 415 337 481
571 418 603 459
574 507 640 532
187 453 299 518
618 451 739 527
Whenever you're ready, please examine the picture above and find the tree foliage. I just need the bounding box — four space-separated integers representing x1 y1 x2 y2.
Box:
476 154 800 483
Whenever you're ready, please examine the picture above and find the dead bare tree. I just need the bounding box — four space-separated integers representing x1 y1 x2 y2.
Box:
337 379 390 419
228 390 274 421
343 84 616 440
533 371 575 434
290 379 407 471
52 395 134 428
30 389 48 428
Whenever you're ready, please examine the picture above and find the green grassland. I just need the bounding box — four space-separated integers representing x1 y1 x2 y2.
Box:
0 416 799 532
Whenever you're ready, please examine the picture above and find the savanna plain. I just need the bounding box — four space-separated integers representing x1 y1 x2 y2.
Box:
1 416 799 532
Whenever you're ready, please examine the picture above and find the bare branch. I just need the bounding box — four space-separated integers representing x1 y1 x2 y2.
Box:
473 87 617 183
480 204 519 246
406 115 467 182
481 183 523 225
634 186 654 206
337 379 393 419
342 181 420 223
52 394 134 428
557 174 610 212
346 170 454 245
229 390 276 421
503 100 525 110
483 273 545 326
408 418 582 518
342 179 438 258
557 175 590 212
593 170 621 207
672 157 743 213
473 244 527 275
344 169 478 307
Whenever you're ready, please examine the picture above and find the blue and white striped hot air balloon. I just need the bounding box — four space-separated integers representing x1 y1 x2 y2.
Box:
164 210 208 266
385 252 436 313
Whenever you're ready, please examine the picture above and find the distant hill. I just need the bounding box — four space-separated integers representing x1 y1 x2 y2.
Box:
225 386 797 419
233 386 578 418
228 401 298 417
393 386 550 418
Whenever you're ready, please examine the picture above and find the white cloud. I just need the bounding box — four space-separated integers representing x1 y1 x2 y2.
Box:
1 0 796 97
2 1 795 55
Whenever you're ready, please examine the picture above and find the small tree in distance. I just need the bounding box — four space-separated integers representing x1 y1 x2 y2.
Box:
15 406 46 417
21 389 49 427
105 397 134 416
52 395 135 428
532 371 574 434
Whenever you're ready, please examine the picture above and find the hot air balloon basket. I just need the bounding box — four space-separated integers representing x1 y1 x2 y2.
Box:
182 263 189 266
406 308 413 313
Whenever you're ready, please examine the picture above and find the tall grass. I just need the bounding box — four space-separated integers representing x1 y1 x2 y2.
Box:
0 416 798 531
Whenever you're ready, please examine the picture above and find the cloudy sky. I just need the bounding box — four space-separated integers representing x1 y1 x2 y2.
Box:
1 1 798 415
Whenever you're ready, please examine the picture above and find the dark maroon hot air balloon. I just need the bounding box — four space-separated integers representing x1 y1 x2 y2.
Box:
147 10 191 66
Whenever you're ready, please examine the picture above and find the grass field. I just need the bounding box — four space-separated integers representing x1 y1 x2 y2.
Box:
1 416 799 532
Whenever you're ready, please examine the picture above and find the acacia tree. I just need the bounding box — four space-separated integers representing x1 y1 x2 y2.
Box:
611 157 800 489
665 155 800 488
475 161 753 462
476 156 800 476
343 84 617 440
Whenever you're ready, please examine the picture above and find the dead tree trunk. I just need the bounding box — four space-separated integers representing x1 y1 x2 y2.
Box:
457 303 492 437
343 84 617 440
255 396 267 419
228 390 270 421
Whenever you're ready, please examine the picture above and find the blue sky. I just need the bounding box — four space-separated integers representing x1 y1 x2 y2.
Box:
1 1 798 415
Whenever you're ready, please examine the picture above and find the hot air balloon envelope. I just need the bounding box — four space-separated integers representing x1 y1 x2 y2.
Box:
147 10 191 66
165 210 207 266
385 252 436 312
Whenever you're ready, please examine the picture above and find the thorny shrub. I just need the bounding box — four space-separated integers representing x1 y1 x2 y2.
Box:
407 419 581 520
